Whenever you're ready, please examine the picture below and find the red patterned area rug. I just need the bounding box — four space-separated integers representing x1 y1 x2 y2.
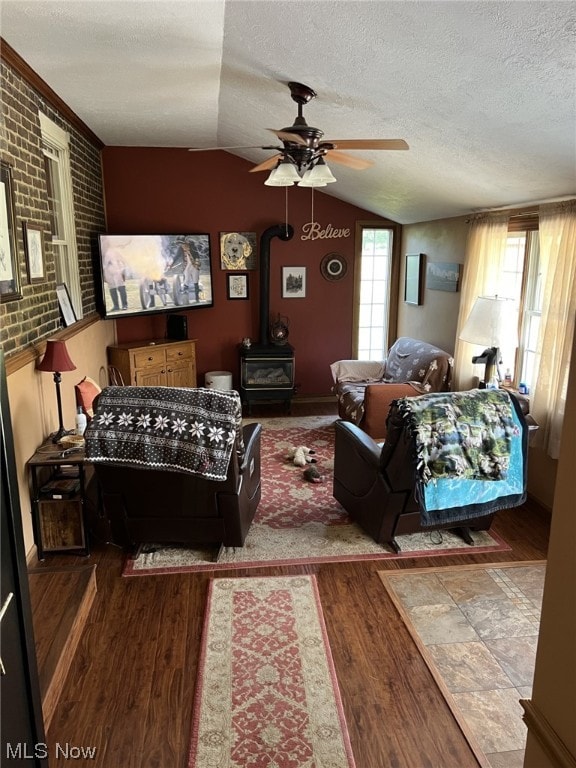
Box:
188 575 356 768
123 416 510 575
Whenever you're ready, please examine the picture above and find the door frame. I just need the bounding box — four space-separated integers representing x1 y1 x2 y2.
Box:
353 220 402 358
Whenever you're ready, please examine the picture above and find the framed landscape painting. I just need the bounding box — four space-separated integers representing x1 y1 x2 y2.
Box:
426 261 461 292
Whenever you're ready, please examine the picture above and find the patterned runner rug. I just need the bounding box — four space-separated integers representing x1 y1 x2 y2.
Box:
188 575 356 768
124 415 510 575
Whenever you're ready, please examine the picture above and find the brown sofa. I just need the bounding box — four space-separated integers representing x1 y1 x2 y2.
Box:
330 337 453 439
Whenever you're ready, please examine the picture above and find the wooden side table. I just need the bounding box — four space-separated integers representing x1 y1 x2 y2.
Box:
501 386 539 443
27 441 91 559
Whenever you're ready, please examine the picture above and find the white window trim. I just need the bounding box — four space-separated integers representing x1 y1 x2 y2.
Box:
39 112 82 319
518 232 541 386
353 224 396 360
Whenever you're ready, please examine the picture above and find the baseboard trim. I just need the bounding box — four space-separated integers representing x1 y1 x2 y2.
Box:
292 394 337 404
526 492 553 516
26 543 39 568
521 699 576 768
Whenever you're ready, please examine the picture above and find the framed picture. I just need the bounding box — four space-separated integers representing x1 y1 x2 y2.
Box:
404 253 424 306
56 283 77 327
0 161 22 302
23 222 45 283
227 273 249 300
426 261 461 292
220 231 257 270
282 266 306 298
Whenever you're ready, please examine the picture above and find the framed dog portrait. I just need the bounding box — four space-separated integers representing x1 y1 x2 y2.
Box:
220 231 257 270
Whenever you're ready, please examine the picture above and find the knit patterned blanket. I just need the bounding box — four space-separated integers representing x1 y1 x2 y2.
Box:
84 386 243 481
395 388 520 485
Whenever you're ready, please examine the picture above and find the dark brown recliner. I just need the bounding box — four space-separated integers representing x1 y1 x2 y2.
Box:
87 388 261 551
331 337 453 439
333 391 528 553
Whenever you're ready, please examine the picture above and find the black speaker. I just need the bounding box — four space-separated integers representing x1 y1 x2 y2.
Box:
166 314 188 340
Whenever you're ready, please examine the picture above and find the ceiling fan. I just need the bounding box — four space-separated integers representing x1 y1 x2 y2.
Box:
188 81 408 186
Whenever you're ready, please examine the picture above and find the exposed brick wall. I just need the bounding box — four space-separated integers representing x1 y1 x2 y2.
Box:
0 59 106 356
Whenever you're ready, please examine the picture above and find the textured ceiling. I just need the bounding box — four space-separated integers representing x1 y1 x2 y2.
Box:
2 0 575 223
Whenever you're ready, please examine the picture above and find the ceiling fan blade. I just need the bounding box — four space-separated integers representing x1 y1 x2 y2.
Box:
188 145 280 152
267 129 308 146
325 139 409 150
249 155 282 173
325 150 374 170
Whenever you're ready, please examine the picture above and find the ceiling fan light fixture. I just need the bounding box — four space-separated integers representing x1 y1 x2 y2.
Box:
264 168 290 186
191 81 408 190
308 158 337 184
265 159 301 186
297 168 327 187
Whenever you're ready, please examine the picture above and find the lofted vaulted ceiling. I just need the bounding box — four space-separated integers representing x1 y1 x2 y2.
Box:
1 0 575 224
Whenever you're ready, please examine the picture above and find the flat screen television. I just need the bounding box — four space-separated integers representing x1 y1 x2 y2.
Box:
96 234 213 319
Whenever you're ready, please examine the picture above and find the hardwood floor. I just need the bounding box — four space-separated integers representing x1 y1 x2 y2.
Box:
28 400 550 768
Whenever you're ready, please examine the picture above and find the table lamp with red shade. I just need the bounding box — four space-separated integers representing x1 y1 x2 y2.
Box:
37 339 76 442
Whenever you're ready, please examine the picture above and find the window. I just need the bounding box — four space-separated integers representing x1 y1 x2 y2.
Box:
39 113 82 320
502 220 541 389
517 232 542 388
354 225 397 359
456 203 574 459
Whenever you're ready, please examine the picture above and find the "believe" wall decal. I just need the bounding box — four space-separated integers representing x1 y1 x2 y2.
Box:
301 222 351 241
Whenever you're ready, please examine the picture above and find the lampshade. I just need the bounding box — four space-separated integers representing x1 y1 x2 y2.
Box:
304 158 337 184
264 159 301 186
459 296 518 348
37 339 76 373
297 169 327 188
264 168 292 186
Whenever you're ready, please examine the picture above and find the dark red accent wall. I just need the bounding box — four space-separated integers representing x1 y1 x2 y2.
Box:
101 147 391 395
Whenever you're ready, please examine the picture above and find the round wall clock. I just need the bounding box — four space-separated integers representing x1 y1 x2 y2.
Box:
320 253 347 281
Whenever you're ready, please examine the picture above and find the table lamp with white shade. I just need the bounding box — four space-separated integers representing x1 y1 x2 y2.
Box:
459 296 518 387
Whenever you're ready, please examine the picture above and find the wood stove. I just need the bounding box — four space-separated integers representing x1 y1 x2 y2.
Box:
239 343 295 414
239 223 295 413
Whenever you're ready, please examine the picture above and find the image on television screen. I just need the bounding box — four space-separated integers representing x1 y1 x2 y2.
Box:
97 234 213 319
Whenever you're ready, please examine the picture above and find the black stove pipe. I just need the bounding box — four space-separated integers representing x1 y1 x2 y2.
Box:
259 223 294 345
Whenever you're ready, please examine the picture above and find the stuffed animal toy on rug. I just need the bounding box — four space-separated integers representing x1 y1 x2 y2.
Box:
286 446 317 467
303 466 322 483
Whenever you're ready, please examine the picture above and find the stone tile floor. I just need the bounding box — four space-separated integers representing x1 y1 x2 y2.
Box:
379 562 546 768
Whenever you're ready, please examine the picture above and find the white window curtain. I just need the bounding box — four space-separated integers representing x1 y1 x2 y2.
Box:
531 200 576 459
453 212 510 390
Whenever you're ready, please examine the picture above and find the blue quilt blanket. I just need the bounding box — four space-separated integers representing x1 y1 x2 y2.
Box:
393 389 527 527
